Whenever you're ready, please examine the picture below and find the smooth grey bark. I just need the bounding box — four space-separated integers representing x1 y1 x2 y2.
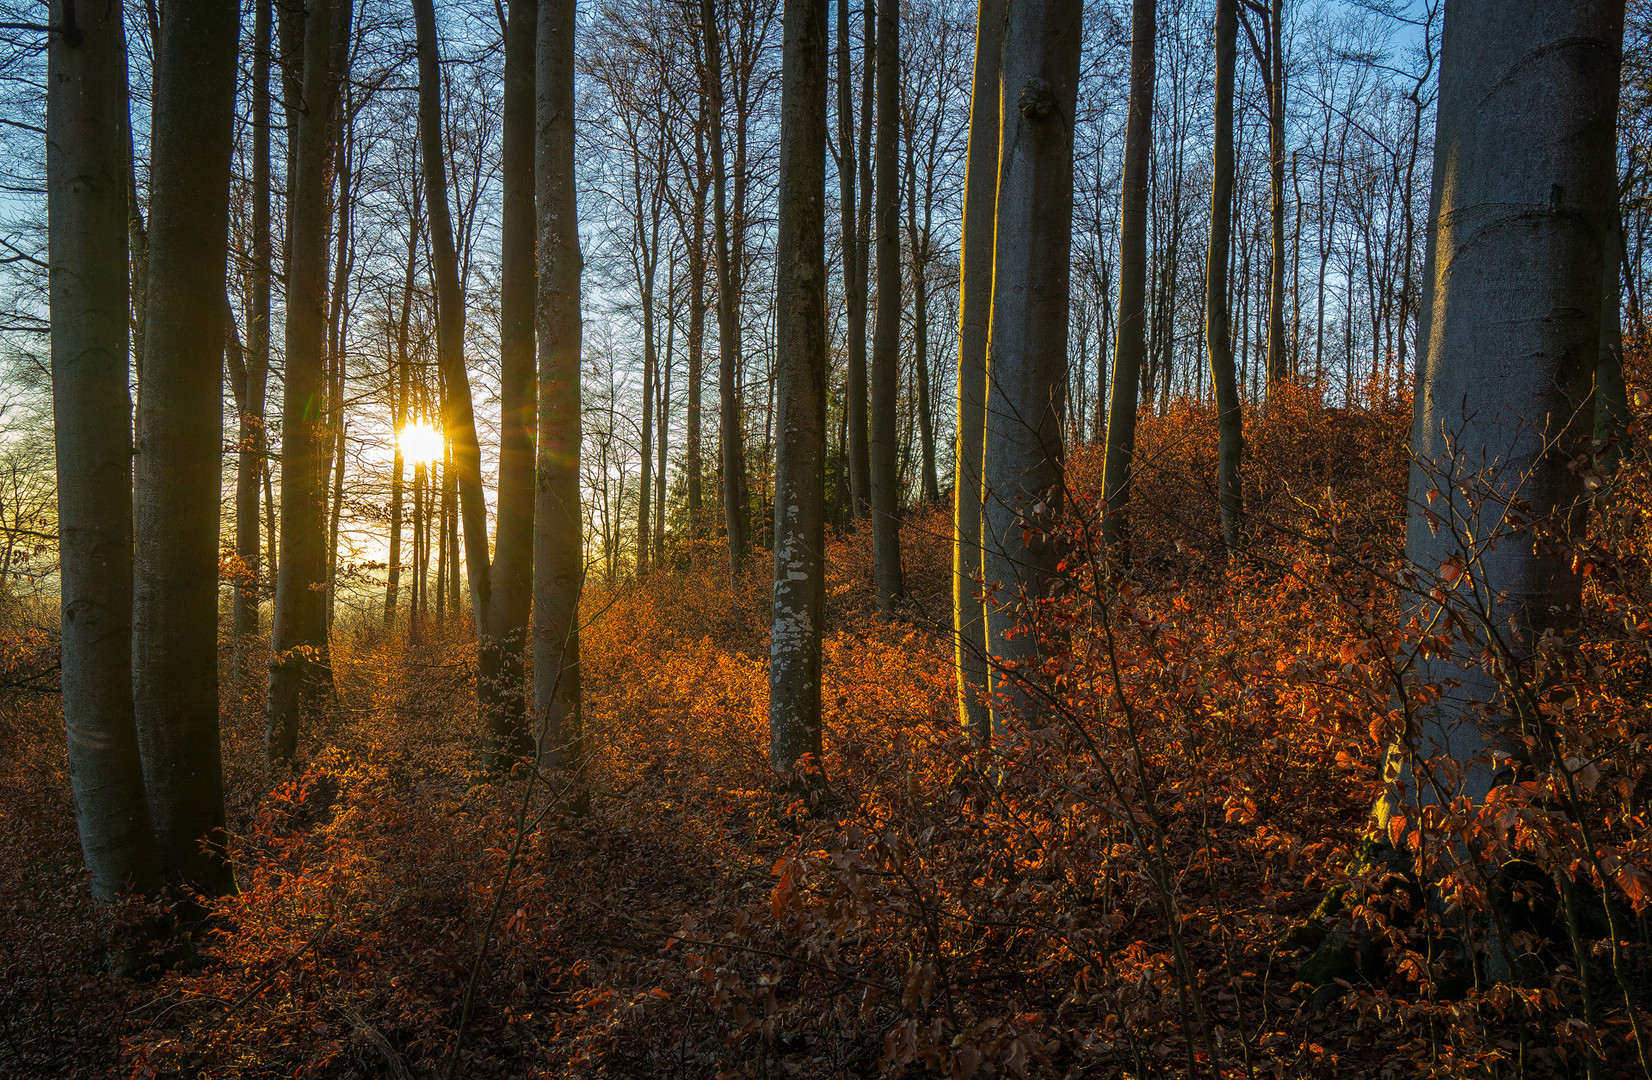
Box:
1394 0 1622 808
685 117 707 532
1100 0 1153 552
268 0 343 764
952 0 1004 740
1207 0 1242 551
769 0 830 774
1240 0 1287 389
869 0 902 611
414 0 491 637
480 0 539 768
536 0 584 770
980 0 1082 729
234 0 274 647
132 0 240 899
837 0 869 522
704 0 749 577
47 0 162 902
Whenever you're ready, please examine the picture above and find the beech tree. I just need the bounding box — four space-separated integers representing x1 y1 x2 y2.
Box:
1100 0 1153 551
1394 1 1622 807
837 0 869 521
46 0 161 901
952 0 1004 740
1207 0 1241 550
132 0 240 898
704 0 750 576
868 0 902 610
480 0 539 766
536 0 585 769
980 0 1083 727
268 0 346 763
768 0 830 774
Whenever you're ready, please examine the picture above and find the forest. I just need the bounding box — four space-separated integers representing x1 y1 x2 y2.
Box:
1 0 1651 1075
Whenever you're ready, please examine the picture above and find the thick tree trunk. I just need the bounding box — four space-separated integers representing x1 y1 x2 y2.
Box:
1207 0 1242 551
1394 1 1622 809
1101 0 1154 552
235 0 274 648
839 0 870 521
268 0 345 763
704 0 749 577
536 0 584 769
480 0 539 769
414 0 491 634
981 0 1082 730
953 0 1004 741
769 0 830 775
132 0 240 900
869 0 902 611
46 0 162 901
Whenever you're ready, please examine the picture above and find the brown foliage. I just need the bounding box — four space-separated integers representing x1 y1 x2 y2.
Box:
2 384 1650 1078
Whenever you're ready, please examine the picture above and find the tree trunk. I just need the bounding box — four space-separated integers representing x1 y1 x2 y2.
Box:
981 0 1082 729
46 0 162 902
1596 208 1631 475
704 0 749 577
414 0 491 634
1101 0 1155 552
481 0 539 769
385 210 420 630
952 0 1004 741
1208 0 1242 551
235 0 274 649
839 0 870 521
869 0 902 611
769 0 830 775
905 113 939 505
536 0 584 770
1394 0 1621 810
132 0 240 900
686 118 707 533
268 0 345 764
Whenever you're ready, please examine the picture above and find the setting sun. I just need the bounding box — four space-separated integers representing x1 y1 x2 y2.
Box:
398 420 444 465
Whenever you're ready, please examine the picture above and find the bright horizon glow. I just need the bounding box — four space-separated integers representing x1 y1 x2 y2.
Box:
398 420 444 466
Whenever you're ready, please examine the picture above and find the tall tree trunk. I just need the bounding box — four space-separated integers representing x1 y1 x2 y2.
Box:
133 0 240 899
686 117 707 533
46 0 162 901
414 0 491 633
385 210 420 629
1208 0 1242 551
905 117 939 505
953 0 1004 741
481 0 539 769
869 0 902 610
268 0 345 764
536 0 584 769
1395 0 1621 810
839 0 870 520
704 0 749 576
235 0 274 649
981 0 1082 729
1101 0 1154 551
769 0 830 775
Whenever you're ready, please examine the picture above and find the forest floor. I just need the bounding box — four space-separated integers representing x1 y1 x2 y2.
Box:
1 388 1648 1079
